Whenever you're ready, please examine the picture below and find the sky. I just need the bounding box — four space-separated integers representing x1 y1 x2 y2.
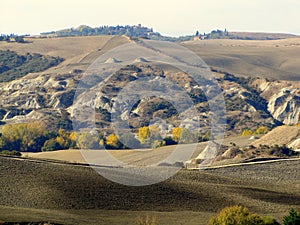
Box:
1 0 300 37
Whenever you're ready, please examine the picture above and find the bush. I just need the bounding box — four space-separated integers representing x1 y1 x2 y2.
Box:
0 150 21 156
267 145 298 157
120 132 140 149
42 138 62 151
263 216 280 225
208 205 279 225
75 132 100 149
242 129 253 136
283 209 300 225
152 140 166 149
163 136 177 146
255 126 269 135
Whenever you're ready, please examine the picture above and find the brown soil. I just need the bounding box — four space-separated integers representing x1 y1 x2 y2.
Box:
0 156 299 224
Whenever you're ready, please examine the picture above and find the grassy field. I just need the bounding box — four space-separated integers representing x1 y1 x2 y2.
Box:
23 136 257 166
0 156 299 224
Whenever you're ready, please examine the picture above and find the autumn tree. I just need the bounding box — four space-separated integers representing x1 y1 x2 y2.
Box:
138 126 163 148
42 138 62 151
208 205 279 225
255 126 269 135
242 129 253 136
172 127 183 143
75 132 99 149
0 121 47 151
106 134 121 149
172 127 197 144
55 128 71 149
180 129 198 144
138 127 151 144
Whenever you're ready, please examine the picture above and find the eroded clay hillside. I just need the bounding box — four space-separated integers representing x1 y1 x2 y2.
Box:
0 36 299 135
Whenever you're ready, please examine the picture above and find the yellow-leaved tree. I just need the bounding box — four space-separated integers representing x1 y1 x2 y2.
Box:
55 128 71 149
242 129 253 136
138 127 151 144
106 134 121 149
172 127 183 143
1 121 46 151
208 205 279 225
255 126 269 135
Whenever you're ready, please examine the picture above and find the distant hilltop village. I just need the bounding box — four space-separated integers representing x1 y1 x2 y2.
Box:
1 25 298 43
40 24 155 38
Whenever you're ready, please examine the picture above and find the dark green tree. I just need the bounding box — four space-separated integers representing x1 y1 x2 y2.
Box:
14 36 25 43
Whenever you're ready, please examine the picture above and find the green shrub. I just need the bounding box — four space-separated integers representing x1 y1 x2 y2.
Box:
0 150 21 156
42 138 62 151
163 136 177 146
283 209 300 225
267 145 299 157
263 216 281 225
0 50 64 82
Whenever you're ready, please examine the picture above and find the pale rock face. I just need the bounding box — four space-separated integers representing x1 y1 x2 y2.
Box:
269 88 299 125
288 138 300 150
0 60 299 135
252 78 300 125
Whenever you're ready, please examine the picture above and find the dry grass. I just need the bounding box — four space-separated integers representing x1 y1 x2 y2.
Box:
184 38 300 81
252 125 300 147
24 143 207 166
0 36 130 76
23 135 256 167
0 36 112 59
1 36 299 81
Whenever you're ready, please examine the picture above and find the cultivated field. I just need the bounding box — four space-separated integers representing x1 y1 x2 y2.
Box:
0 156 299 224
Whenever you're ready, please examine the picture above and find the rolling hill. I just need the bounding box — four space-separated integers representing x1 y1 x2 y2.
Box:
0 31 300 225
184 38 300 81
0 36 299 137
